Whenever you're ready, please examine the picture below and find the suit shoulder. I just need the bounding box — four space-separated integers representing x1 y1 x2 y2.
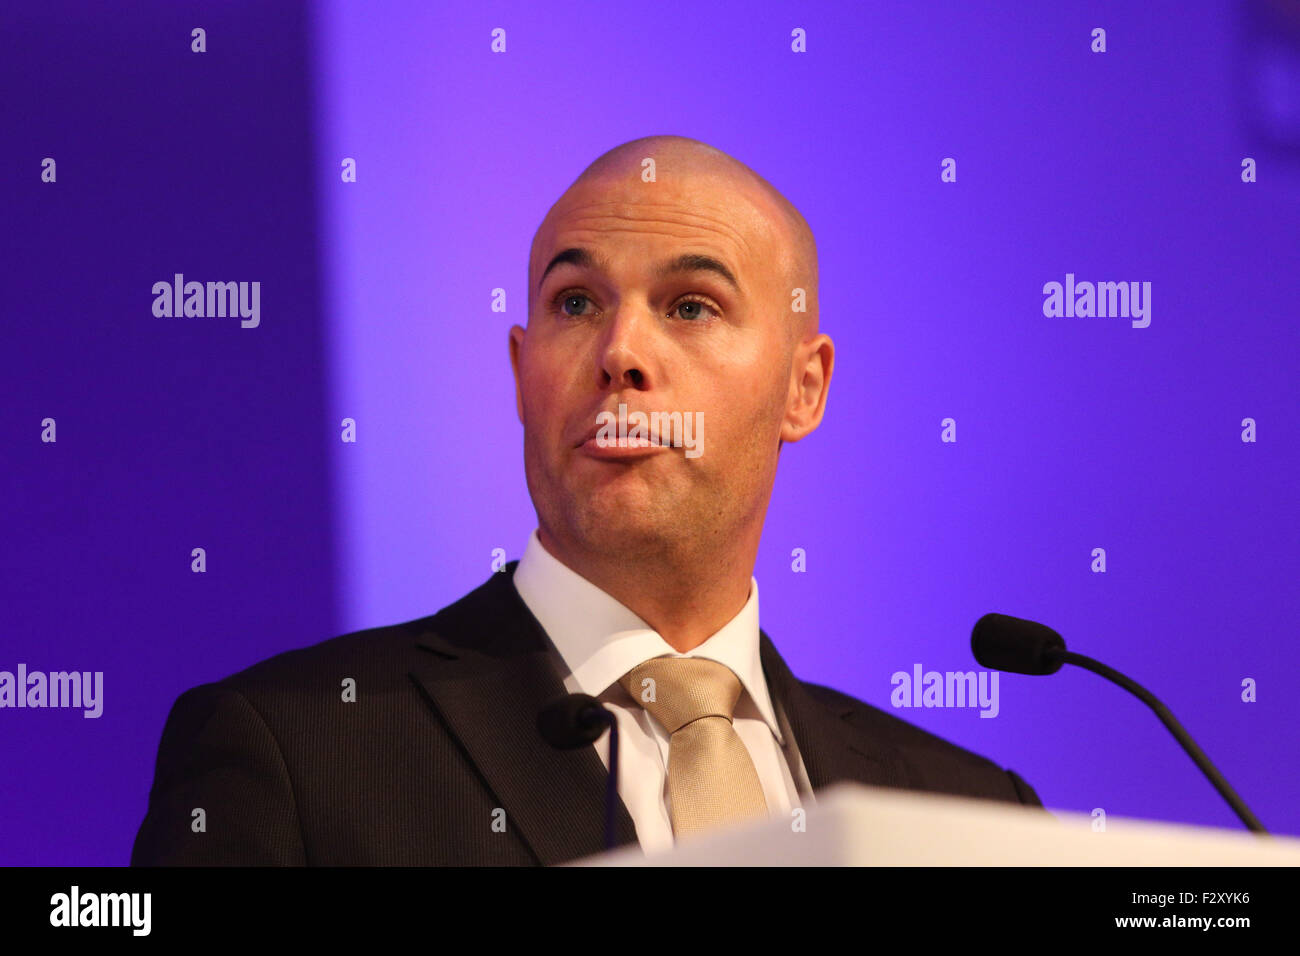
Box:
213 615 432 693
163 570 518 714
197 570 518 695
799 679 1044 806
801 680 1007 771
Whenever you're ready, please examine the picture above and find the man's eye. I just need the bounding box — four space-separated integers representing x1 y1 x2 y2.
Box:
672 298 717 321
552 291 717 320
556 292 592 317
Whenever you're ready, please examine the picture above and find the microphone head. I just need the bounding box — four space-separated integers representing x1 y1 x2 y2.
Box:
536 693 609 750
972 612 1066 675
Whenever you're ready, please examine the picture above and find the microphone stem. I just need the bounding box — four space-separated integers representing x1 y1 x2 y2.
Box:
1052 649 1267 834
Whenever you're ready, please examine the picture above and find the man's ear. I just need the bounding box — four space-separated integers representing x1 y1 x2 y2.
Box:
508 325 526 424
780 333 834 443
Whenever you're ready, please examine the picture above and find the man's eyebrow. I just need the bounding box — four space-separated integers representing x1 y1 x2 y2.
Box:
537 247 741 294
656 253 740 293
538 247 606 291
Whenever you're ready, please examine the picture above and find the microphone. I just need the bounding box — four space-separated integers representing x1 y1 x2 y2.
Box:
972 612 1267 833
537 693 621 851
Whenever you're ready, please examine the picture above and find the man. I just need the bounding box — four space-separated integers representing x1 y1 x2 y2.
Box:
131 135 1042 867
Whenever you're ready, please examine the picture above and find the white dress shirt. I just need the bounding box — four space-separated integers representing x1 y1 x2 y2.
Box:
512 528 815 855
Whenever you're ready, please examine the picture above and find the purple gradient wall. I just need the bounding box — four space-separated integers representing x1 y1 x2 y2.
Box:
5 1 1298 866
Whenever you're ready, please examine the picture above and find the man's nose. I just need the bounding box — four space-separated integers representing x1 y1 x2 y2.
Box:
597 304 653 390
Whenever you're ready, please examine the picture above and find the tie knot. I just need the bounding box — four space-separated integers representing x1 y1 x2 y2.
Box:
618 656 743 734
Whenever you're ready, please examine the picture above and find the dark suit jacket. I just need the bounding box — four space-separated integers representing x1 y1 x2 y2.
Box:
131 562 1043 866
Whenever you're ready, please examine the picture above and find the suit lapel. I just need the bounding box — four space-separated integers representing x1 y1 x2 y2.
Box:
760 631 909 792
407 568 638 866
407 566 906 864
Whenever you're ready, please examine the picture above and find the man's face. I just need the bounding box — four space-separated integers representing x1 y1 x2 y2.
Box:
510 166 806 564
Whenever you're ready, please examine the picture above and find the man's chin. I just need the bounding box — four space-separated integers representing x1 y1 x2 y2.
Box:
566 487 682 551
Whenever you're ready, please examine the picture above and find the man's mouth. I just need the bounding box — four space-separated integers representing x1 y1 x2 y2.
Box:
575 419 668 448
573 408 678 459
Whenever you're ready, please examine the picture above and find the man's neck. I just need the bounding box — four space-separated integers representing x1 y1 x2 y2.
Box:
536 527 757 653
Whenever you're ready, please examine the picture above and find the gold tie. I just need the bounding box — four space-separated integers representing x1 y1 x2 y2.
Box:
619 656 768 839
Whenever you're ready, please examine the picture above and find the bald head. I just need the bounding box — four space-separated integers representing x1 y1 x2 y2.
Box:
528 135 818 341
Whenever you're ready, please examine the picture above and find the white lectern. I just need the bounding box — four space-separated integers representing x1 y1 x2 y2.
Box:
572 783 1300 866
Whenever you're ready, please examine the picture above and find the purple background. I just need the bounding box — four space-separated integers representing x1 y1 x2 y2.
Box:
4 0 1298 866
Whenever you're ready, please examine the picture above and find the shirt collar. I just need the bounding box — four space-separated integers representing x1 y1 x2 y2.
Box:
512 528 783 744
